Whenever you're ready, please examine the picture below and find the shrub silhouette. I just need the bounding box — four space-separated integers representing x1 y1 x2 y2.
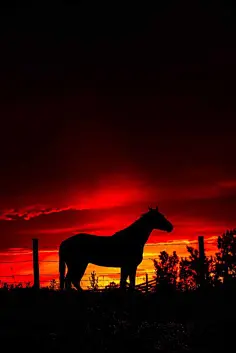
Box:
48 279 59 290
105 281 119 291
88 270 99 291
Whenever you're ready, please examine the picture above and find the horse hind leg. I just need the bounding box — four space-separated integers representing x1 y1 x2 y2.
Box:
70 262 88 291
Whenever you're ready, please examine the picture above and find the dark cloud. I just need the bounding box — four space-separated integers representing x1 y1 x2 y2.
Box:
0 3 236 251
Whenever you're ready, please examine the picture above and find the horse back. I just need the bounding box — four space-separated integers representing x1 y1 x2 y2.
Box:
60 232 144 267
60 233 115 255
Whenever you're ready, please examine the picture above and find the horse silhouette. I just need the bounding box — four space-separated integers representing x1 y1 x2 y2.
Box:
59 207 173 291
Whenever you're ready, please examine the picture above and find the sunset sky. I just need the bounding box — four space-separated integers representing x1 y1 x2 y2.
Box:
0 3 236 288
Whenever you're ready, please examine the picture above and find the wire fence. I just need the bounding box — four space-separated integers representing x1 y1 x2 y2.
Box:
0 238 217 289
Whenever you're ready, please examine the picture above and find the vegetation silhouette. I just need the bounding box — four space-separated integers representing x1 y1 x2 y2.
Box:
215 228 236 286
2 229 236 352
87 270 99 291
59 207 173 291
150 228 236 295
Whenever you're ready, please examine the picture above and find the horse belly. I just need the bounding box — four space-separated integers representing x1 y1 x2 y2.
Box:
89 253 121 267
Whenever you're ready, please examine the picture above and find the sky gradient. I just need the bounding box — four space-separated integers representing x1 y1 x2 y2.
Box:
0 3 236 287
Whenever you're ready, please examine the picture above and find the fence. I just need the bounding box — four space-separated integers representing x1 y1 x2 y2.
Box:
0 235 214 291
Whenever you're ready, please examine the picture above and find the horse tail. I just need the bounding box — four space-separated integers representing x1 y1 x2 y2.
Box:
59 244 66 290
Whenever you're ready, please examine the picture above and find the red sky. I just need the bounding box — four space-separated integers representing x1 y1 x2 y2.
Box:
0 3 236 287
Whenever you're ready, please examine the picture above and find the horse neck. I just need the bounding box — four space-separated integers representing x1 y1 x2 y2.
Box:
128 216 153 246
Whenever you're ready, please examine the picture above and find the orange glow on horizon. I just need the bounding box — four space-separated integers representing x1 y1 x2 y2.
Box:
0 238 218 289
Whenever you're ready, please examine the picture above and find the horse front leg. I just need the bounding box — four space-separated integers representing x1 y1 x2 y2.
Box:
120 267 129 290
129 266 137 291
65 273 72 290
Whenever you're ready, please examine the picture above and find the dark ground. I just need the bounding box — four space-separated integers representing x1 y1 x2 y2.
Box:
0 287 235 352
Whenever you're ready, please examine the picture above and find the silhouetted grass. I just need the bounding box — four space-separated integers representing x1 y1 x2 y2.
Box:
0 286 236 352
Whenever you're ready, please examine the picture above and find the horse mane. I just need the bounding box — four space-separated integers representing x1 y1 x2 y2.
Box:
112 211 149 237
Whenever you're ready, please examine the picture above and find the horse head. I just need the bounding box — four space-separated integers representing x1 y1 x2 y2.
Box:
146 206 173 233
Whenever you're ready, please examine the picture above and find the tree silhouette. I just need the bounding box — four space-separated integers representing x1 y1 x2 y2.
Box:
178 246 215 290
208 255 222 287
153 251 179 291
215 229 236 285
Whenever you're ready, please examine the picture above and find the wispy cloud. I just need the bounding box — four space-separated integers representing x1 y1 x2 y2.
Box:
0 205 71 221
0 178 150 221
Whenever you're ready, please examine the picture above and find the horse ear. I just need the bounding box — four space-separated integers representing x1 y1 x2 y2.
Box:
148 206 152 211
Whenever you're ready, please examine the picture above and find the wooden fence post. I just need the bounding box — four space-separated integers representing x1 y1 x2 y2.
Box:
32 238 40 289
198 235 205 288
145 273 149 293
